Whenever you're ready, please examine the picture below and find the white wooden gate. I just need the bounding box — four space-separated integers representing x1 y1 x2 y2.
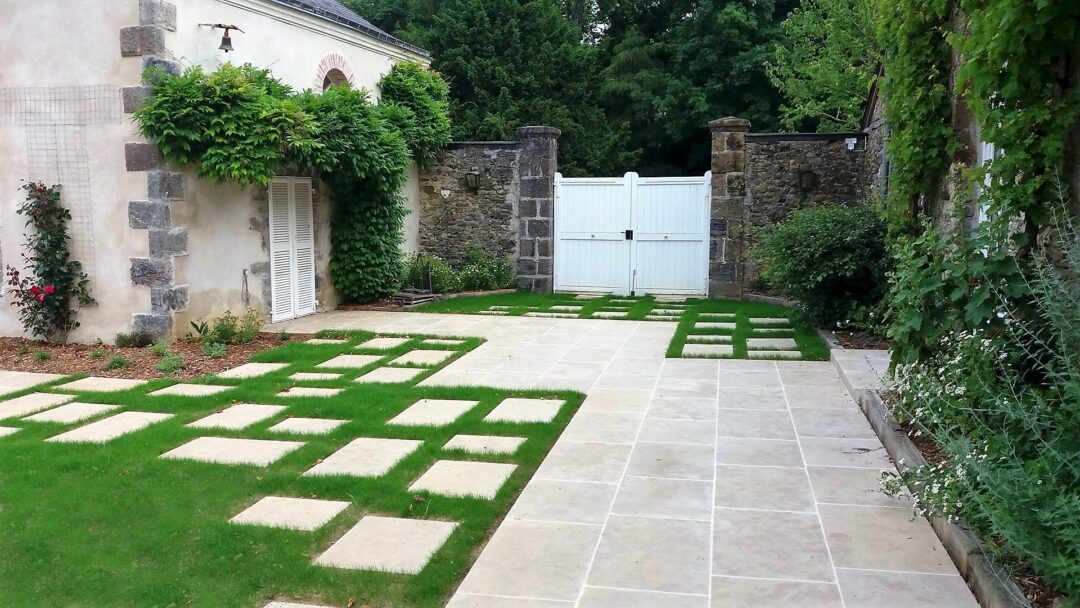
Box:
553 172 711 295
269 176 317 323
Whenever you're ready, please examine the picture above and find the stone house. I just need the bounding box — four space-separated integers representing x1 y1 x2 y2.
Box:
0 0 429 342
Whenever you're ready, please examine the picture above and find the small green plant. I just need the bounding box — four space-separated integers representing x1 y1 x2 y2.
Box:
236 309 260 344
201 342 227 358
105 355 130 370
33 349 51 361
189 320 209 341
17 344 30 356
277 331 290 342
114 331 155 348
204 311 238 345
89 348 106 360
150 341 171 357
403 253 461 293
155 353 185 374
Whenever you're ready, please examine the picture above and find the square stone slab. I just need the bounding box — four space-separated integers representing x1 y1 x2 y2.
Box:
56 377 147 392
686 334 732 343
187 403 287 430
289 372 342 381
304 338 349 345
410 460 517 499
484 398 565 423
303 437 423 477
162 437 304 466
574 294 603 299
748 350 803 360
0 371 64 395
24 402 121 423
747 338 799 350
216 363 290 379
389 398 480 426
389 349 455 366
265 602 337 608
269 417 348 435
524 312 578 318
699 313 736 320
695 322 736 330
682 344 733 357
277 387 343 398
316 354 383 369
477 310 508 316
230 496 349 531
357 337 411 350
314 515 457 573
649 308 684 316
0 392 74 419
487 305 514 310
548 306 583 312
750 317 791 326
0 426 19 438
47 412 172 443
592 311 628 319
150 384 232 397
354 367 426 384
644 315 679 322
443 434 526 455
422 339 466 346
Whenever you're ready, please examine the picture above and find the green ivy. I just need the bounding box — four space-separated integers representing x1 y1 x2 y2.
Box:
377 61 452 168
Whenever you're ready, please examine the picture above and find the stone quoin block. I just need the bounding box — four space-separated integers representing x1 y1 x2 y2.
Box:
148 227 188 258
121 85 153 113
128 200 171 230
120 26 165 57
150 284 189 314
125 142 163 172
132 313 173 338
536 257 553 276
130 257 173 286
519 178 552 200
142 55 181 76
140 0 177 31
526 219 551 238
519 238 535 257
517 258 537 275
147 171 184 200
535 239 552 257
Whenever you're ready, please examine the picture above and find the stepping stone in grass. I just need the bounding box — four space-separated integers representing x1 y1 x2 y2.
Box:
751 328 793 335
409 460 517 499
354 367 426 384
749 317 791 326
230 496 349 531
0 371 65 395
644 316 679 322
574 294 603 300
695 322 736 330
389 349 455 367
0 392 74 419
443 434 526 455
24 402 120 423
357 337 411 350
682 344 734 358
150 384 232 397
47 412 172 443
388 399 479 427
313 515 458 573
484 398 565 423
487 306 514 310
649 309 684 316
316 354 383 369
592 311 628 319
655 296 687 303
187 403 287 430
746 338 799 350
55 377 147 392
477 310 509 316
162 437 304 466
698 313 736 320
686 334 733 344
422 339 466 346
524 312 578 318
269 417 348 436
216 363 290 379
264 603 336 608
748 350 803 360
303 437 423 478
304 338 349 345
277 387 343 398
289 372 342 382
609 299 638 304
548 306 583 312
0 426 19 438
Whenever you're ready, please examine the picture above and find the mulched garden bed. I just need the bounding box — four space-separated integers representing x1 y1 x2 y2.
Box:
0 333 312 380
834 329 892 350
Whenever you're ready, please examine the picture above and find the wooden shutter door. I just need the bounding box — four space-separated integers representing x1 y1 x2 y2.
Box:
292 178 317 317
269 178 296 323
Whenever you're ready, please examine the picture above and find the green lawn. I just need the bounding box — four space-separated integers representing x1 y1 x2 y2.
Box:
415 293 829 360
0 331 582 607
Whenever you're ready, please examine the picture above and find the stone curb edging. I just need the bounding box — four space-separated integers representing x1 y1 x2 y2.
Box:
831 353 1032 608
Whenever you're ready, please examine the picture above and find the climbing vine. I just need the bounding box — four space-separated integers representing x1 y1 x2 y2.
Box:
134 61 451 301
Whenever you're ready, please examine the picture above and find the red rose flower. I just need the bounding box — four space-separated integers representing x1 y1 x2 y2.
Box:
43 285 55 294
29 285 40 295
35 294 45 302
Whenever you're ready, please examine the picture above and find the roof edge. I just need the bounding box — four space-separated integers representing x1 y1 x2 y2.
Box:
265 0 430 58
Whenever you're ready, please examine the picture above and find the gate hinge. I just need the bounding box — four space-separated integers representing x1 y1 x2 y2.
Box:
625 229 634 240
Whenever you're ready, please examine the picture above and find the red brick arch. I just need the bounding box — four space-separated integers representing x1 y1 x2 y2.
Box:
313 53 355 91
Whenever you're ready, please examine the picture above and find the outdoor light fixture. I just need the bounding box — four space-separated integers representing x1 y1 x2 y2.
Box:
463 172 481 193
199 23 244 53
798 170 818 194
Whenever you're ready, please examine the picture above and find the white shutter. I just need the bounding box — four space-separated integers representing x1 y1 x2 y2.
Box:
292 178 317 317
269 178 295 323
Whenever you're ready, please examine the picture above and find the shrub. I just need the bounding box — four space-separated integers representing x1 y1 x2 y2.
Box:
33 350 51 361
89 348 106 360
150 341 171 357
202 342 227 358
377 61 452 167
277 331 290 342
754 203 891 325
459 245 517 291
237 309 260 344
205 311 238 345
4 182 94 343
105 355 130 370
403 253 462 293
156 353 185 374
115 331 155 348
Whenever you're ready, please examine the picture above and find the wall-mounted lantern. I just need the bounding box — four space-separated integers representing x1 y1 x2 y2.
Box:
199 23 245 53
798 170 818 194
463 172 481 193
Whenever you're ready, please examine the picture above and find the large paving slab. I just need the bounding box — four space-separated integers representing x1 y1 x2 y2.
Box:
302 437 423 477
443 434 526 454
0 392 74 419
388 399 479 426
746 337 799 350
162 437 304 466
269 417 348 435
215 363 290 379
150 384 232 397
24 402 121 424
389 349 456 366
316 354 383 369
276 387 343 398
357 337 411 350
0 426 20 437
230 496 349 531
314 515 457 573
47 412 172 443
409 460 517 499
187 403 287 430
55 377 147 392
0 370 65 395
354 367 426 384
484 398 564 423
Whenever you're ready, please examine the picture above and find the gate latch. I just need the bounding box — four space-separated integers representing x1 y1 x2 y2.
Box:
625 229 634 240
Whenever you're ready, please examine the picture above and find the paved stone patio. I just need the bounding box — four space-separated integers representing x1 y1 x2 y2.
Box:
274 310 978 608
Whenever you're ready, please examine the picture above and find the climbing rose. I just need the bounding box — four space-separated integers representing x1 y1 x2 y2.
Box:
43 285 55 294
35 294 45 302
29 285 40 295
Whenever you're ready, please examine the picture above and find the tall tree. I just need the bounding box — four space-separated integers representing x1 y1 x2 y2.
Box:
767 0 879 131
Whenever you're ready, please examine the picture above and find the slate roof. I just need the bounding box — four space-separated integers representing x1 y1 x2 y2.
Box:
267 0 429 57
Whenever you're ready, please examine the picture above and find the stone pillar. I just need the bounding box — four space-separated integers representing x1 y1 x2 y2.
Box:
708 117 750 298
516 126 560 293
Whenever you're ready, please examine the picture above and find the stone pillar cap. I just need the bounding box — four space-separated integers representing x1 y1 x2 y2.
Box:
709 117 751 132
518 126 562 138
